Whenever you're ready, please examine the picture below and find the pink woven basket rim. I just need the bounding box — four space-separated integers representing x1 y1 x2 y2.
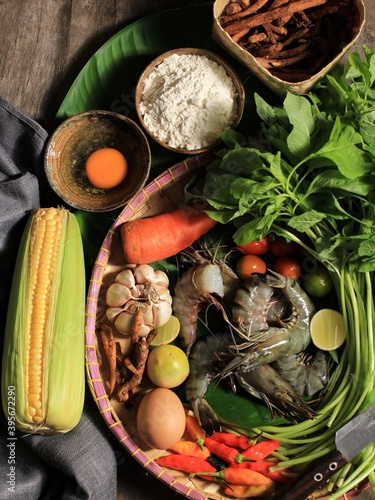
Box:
85 150 217 500
84 148 369 500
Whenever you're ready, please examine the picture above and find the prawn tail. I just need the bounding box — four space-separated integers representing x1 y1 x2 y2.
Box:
180 330 196 357
190 397 222 436
235 365 316 422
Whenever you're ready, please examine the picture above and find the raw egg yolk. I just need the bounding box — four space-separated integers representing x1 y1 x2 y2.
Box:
85 148 128 189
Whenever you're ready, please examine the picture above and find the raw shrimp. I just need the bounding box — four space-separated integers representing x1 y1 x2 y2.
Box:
235 364 315 421
231 273 297 342
272 349 331 397
173 263 226 356
185 331 235 435
186 330 315 430
221 271 315 375
178 246 241 302
232 274 278 340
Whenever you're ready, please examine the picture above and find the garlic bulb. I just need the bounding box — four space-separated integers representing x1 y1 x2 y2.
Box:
105 265 172 337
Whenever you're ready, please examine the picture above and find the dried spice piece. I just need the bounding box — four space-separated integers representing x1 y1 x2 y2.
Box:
117 338 148 402
106 309 157 403
98 323 117 397
221 0 328 34
218 0 361 82
117 328 157 402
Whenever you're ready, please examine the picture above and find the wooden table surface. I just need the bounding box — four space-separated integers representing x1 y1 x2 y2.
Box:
1 1 374 499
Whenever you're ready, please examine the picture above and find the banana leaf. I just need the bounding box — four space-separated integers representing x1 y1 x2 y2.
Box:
58 3 282 431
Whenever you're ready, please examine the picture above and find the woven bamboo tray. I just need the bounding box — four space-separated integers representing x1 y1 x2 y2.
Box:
85 151 368 500
85 150 237 500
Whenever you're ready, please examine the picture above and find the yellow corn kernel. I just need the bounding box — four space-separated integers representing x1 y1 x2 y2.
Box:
1 208 86 434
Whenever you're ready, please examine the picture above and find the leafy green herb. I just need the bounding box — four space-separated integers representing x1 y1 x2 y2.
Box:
194 47 375 498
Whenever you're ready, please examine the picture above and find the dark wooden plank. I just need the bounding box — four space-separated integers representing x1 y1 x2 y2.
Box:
0 0 373 130
0 0 203 130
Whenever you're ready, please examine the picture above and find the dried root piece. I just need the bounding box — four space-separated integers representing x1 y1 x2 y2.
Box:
131 309 143 343
118 338 149 402
117 329 157 402
224 1 243 15
115 310 157 403
222 0 328 36
222 0 270 22
99 323 118 397
218 0 361 82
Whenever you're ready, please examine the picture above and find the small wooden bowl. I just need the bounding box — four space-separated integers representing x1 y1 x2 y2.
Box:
44 110 151 212
135 48 245 154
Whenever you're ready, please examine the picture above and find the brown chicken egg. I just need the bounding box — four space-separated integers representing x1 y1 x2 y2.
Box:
136 388 186 450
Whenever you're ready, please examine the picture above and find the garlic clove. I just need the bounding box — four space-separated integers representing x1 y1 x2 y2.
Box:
106 282 132 307
106 306 123 323
115 268 136 288
153 302 172 327
114 310 135 335
134 264 155 284
152 270 169 287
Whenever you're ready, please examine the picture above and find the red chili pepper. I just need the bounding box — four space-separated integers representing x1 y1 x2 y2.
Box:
211 431 251 450
168 440 211 460
241 439 280 461
204 436 281 465
232 461 294 485
198 466 271 486
204 436 240 463
184 410 206 450
155 454 215 479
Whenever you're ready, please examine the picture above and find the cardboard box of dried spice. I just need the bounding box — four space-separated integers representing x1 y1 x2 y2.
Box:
212 0 365 97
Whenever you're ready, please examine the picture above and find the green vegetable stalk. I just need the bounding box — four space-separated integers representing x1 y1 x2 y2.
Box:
197 46 375 498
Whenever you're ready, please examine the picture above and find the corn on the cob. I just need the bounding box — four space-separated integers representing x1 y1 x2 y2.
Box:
1 207 86 434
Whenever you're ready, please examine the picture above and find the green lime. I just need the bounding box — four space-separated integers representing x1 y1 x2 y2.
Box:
310 308 346 351
146 344 189 388
303 265 333 298
150 315 180 347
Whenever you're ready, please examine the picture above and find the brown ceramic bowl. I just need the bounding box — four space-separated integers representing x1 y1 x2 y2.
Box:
44 110 151 212
135 48 245 154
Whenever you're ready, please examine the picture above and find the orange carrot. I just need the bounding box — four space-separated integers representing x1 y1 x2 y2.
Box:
168 440 211 460
121 204 217 264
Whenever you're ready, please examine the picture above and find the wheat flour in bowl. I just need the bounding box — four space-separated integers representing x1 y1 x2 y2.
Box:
138 52 239 151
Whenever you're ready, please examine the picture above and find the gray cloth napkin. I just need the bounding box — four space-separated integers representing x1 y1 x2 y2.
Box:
0 98 117 499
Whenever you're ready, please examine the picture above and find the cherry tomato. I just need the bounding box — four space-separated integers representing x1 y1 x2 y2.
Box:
303 266 333 298
273 257 300 280
236 255 267 280
270 236 298 257
237 235 270 256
